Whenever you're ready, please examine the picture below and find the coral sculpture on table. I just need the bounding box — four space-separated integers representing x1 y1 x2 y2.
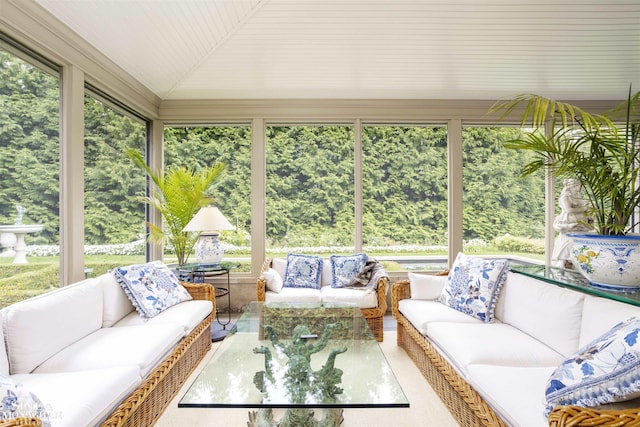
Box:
250 323 347 427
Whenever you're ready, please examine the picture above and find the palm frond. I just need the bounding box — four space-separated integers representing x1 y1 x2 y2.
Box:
126 149 227 264
491 88 640 235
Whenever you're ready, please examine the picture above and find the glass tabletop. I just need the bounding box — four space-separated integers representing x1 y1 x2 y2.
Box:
179 302 409 408
178 261 239 273
510 264 640 306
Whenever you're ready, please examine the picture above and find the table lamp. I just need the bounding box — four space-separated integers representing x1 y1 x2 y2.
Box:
183 206 235 266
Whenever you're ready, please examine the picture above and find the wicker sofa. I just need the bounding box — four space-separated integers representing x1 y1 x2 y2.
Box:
0 265 214 427
256 257 388 341
393 267 640 427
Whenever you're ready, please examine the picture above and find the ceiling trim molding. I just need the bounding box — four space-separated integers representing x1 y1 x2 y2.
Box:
159 98 619 123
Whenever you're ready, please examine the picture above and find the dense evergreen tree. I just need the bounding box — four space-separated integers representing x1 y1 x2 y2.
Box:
0 51 60 244
1 48 546 251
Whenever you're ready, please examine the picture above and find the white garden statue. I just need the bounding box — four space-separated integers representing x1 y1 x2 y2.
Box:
15 204 26 225
551 179 592 268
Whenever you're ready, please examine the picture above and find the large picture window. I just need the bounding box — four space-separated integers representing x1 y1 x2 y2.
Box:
0 46 60 305
362 125 448 271
266 125 355 257
164 125 252 270
84 94 147 265
462 126 545 260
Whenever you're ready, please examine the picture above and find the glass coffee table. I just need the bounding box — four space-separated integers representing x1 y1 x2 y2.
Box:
179 302 408 425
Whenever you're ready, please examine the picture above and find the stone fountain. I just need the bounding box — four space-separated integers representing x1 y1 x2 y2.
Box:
0 205 43 264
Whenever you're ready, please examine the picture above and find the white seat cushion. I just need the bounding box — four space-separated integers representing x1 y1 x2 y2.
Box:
13 366 140 427
428 323 565 374
398 299 481 335
114 300 212 335
320 286 377 309
33 323 184 378
265 287 322 303
466 364 553 427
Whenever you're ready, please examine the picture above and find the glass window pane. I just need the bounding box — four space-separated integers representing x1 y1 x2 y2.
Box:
84 95 147 267
362 125 448 272
0 48 60 306
164 125 252 271
462 126 545 262
266 125 354 257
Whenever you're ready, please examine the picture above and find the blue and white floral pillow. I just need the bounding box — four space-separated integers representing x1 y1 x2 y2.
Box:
330 253 368 288
439 253 508 323
0 375 50 427
283 254 323 290
112 261 192 318
544 316 640 416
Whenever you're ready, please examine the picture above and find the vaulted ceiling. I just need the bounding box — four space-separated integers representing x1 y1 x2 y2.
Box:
33 0 640 101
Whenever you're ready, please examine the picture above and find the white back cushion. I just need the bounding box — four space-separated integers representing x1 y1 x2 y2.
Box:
496 271 585 357
579 296 640 348
272 258 287 278
4 279 103 374
408 273 448 300
0 314 8 376
320 286 377 309
100 272 135 327
320 260 332 286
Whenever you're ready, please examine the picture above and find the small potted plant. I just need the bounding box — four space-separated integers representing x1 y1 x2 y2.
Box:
126 148 225 267
490 86 640 289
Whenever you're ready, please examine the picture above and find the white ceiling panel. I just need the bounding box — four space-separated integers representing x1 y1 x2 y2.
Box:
33 0 640 100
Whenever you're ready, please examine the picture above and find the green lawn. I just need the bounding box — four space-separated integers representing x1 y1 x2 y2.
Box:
0 249 543 309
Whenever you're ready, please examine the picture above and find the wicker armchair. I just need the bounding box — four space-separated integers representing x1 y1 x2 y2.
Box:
257 258 388 341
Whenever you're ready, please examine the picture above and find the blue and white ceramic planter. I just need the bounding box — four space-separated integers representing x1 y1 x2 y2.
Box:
568 233 640 291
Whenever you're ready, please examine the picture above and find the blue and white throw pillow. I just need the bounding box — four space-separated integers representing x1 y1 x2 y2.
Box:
544 316 640 416
439 252 508 323
0 375 50 427
330 253 368 288
283 254 323 290
112 261 192 318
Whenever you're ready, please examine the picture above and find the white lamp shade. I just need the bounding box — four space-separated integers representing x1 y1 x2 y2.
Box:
183 206 235 232
183 206 234 266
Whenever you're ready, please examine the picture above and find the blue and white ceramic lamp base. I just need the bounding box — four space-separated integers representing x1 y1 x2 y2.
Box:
194 233 224 266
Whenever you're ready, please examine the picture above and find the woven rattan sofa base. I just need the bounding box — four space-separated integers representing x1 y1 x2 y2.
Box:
548 405 640 426
257 258 388 342
392 280 507 427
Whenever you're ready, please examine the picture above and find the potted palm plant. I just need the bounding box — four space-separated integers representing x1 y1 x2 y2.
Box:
126 148 226 267
490 86 640 289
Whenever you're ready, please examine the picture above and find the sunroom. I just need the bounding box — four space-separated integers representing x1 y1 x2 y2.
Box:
3 2 640 427
1 0 639 306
